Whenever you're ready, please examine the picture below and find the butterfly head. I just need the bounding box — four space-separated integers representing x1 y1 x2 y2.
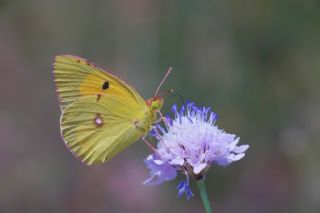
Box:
146 97 164 112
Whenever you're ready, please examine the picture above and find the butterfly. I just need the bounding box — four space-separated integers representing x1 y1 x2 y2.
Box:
53 55 172 165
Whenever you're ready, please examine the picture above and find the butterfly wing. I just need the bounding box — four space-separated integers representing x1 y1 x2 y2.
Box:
53 55 153 165
53 55 145 111
61 95 149 165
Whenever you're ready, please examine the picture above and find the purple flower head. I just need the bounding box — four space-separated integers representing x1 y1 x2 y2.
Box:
143 102 249 199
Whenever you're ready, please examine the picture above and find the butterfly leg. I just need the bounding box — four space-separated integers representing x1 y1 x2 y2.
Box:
152 111 166 124
153 119 163 124
158 111 165 121
142 136 156 152
157 111 170 129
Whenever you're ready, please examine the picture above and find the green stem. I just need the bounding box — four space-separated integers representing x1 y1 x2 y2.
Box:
196 178 212 213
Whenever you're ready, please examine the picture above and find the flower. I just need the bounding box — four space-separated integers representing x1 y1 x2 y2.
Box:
143 102 249 199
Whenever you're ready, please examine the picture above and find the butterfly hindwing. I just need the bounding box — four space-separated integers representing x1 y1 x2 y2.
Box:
61 95 148 165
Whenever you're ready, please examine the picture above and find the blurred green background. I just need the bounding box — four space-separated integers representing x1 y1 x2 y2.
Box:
1 0 320 212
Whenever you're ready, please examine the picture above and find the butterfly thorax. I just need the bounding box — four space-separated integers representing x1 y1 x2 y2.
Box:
135 96 163 132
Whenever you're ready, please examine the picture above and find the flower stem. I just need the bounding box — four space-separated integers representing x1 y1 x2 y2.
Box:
196 179 212 213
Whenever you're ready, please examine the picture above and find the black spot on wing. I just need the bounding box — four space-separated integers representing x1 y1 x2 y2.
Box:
102 81 109 90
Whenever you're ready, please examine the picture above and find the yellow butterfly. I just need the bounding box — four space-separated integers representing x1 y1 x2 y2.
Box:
53 55 171 165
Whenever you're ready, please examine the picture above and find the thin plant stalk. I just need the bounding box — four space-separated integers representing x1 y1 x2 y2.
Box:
196 178 212 213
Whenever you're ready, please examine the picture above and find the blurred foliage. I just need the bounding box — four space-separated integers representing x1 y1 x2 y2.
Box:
0 0 320 212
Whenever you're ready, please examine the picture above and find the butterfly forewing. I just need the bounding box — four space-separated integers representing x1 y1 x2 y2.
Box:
53 55 145 111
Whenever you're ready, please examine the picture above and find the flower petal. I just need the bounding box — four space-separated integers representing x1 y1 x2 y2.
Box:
228 153 245 161
170 157 185 166
143 154 177 185
177 180 194 200
233 144 249 154
193 163 207 174
229 137 240 149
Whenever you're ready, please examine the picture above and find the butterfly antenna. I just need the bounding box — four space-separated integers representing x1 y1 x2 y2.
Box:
154 67 173 97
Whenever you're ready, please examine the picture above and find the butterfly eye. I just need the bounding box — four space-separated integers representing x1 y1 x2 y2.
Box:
151 101 159 109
